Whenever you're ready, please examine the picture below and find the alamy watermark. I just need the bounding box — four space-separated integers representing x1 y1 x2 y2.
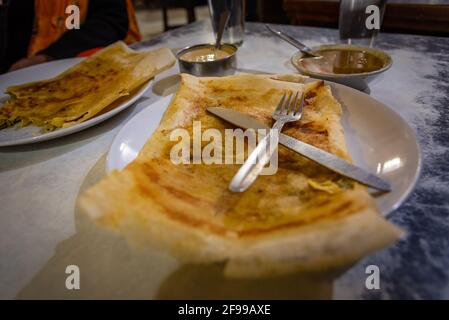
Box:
365 264 381 290
365 5 382 31
65 264 80 290
65 5 80 30
169 121 278 175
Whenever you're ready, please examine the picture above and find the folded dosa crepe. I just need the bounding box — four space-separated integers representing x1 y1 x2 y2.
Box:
0 42 175 131
80 73 403 278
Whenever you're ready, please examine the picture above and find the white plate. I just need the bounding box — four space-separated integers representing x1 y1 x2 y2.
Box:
0 58 152 147
106 82 421 215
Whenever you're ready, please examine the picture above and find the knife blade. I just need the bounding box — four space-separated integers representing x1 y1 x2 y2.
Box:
207 107 391 191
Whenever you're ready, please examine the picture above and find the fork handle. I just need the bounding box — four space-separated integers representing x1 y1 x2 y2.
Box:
229 121 284 192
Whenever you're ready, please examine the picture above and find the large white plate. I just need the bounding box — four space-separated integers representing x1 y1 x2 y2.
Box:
0 58 152 147
106 82 421 215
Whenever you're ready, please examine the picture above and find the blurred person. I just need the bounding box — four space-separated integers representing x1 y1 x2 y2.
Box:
0 0 141 73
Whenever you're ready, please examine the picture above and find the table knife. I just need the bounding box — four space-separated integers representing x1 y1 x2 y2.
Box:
207 107 391 191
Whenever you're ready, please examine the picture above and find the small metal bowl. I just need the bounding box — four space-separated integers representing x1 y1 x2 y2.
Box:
291 44 392 92
177 43 237 77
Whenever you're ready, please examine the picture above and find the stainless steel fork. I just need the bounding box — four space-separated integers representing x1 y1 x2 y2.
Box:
229 91 305 192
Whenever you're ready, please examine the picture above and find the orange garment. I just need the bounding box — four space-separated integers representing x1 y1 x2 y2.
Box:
27 0 141 57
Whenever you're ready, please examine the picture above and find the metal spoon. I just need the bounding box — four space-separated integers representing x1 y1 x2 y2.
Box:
265 24 321 58
215 10 231 50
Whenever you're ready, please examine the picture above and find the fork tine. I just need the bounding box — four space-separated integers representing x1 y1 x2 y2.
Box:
282 92 293 114
287 91 299 114
294 93 305 116
275 93 286 114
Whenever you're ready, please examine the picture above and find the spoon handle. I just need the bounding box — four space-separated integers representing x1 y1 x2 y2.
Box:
215 10 231 50
265 24 320 58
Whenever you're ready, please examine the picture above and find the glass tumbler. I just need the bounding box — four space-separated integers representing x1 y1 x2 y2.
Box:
208 0 245 46
339 0 387 47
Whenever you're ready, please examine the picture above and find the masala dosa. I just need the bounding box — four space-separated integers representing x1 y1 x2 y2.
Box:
80 73 403 278
0 41 176 131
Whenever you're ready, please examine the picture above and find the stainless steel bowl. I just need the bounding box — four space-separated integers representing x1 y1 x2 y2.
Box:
177 43 237 77
291 44 392 92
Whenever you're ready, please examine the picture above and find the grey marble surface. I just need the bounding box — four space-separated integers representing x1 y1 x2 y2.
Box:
0 21 448 300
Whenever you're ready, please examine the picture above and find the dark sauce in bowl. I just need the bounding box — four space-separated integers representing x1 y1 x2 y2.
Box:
299 49 386 75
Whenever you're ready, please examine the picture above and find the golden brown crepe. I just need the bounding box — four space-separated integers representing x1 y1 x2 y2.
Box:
0 41 176 131
80 73 403 278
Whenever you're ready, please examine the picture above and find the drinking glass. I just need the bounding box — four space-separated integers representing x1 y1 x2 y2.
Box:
339 0 387 47
208 0 245 46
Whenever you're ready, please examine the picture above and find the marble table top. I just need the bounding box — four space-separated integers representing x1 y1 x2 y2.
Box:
0 21 448 300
